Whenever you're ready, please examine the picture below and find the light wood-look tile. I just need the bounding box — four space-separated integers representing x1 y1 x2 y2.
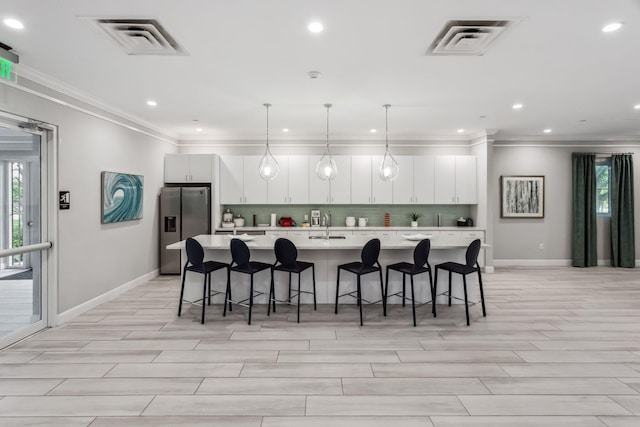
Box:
2 267 640 424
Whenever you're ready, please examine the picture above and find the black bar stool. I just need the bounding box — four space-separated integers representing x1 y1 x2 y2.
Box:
268 238 317 323
385 239 435 326
434 238 486 326
335 238 385 326
178 237 229 324
224 238 272 325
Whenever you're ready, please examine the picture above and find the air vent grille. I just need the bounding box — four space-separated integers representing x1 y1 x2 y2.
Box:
93 18 186 56
427 20 512 56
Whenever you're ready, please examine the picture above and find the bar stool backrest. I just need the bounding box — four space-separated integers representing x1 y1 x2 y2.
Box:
465 239 482 267
413 239 431 267
361 238 381 266
230 238 251 267
185 237 204 267
274 238 297 267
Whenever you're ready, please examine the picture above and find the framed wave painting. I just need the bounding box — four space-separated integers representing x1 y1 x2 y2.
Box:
101 171 144 224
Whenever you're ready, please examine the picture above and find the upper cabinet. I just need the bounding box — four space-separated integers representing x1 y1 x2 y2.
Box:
219 155 267 204
392 156 435 204
267 155 309 204
217 154 476 205
434 155 476 204
165 154 213 183
309 155 351 204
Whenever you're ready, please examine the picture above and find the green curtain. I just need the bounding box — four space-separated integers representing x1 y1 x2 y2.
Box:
572 153 597 267
611 154 635 268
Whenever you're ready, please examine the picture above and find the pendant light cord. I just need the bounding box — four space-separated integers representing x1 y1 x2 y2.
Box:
324 103 332 150
264 103 271 149
384 104 391 151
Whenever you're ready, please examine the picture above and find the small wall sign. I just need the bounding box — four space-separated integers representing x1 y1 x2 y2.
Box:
59 191 70 210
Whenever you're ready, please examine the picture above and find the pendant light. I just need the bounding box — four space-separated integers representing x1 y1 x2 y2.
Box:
379 104 400 181
316 103 337 180
258 103 280 180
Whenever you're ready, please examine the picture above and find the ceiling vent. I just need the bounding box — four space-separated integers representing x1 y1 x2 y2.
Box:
427 20 512 56
92 18 186 55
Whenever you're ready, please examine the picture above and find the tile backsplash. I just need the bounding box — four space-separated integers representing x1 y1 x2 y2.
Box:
221 204 472 227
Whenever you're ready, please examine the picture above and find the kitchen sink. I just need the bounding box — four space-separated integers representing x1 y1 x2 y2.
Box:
309 235 346 239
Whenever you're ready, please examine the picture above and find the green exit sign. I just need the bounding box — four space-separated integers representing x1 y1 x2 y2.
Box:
0 58 13 81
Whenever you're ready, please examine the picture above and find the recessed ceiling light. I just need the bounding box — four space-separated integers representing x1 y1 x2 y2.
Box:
602 22 623 33
282 128 289 132
634 104 640 110
195 127 203 132
543 128 552 133
3 18 24 30
457 129 464 133
308 22 324 33
370 129 377 133
146 100 157 107
512 103 523 110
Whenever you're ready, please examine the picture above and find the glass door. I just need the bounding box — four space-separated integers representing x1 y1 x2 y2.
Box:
0 121 49 348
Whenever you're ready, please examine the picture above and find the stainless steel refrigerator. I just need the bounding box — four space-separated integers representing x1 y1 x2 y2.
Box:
160 186 211 274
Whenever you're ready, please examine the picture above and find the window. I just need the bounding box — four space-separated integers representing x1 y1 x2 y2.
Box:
595 159 610 215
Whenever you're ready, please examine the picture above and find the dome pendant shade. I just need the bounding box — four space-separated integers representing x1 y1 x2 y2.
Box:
316 150 337 181
315 103 337 181
258 146 279 180
258 103 280 181
379 150 400 181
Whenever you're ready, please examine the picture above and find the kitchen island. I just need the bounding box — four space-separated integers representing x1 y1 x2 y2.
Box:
167 234 487 309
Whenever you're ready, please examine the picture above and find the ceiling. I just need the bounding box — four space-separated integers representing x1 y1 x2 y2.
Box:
1 0 640 143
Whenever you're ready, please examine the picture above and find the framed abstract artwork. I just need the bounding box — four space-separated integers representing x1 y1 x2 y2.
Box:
501 175 544 218
101 171 144 223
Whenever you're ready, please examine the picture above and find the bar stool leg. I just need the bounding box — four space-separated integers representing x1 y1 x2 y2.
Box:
410 274 416 327
268 269 275 316
433 268 438 317
207 273 212 306
201 274 207 324
335 267 341 314
357 275 363 326
312 266 317 310
448 271 452 306
384 267 390 315
178 269 187 317
248 275 254 325
379 268 386 316
463 274 470 326
402 274 406 307
297 272 301 323
428 268 435 316
477 268 487 317
288 272 292 303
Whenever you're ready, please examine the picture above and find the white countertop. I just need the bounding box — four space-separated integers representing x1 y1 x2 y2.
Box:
167 233 488 251
215 226 484 232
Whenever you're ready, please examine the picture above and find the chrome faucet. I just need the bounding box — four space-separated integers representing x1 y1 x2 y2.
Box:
323 213 330 239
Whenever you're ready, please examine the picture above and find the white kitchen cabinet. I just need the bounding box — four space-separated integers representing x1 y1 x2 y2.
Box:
391 156 434 204
434 155 476 204
308 155 350 204
413 156 435 204
219 155 267 204
351 156 392 204
267 156 309 204
351 156 372 204
219 156 244 204
434 156 456 204
370 156 393 204
455 156 477 204
243 155 268 204
391 156 414 204
164 154 213 183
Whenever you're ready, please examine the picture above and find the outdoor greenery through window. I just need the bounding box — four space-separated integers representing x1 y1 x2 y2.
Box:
596 159 610 216
12 162 24 264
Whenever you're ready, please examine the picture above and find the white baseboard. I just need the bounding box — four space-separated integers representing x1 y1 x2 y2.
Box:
493 259 572 267
484 266 495 273
55 269 159 325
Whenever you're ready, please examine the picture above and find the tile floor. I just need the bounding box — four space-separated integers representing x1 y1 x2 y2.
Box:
1 267 640 426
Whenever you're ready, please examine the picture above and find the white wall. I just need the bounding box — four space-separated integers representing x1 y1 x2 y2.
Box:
492 143 640 265
0 81 177 313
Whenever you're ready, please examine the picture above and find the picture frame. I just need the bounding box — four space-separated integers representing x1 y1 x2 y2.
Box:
501 175 544 218
101 171 144 224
